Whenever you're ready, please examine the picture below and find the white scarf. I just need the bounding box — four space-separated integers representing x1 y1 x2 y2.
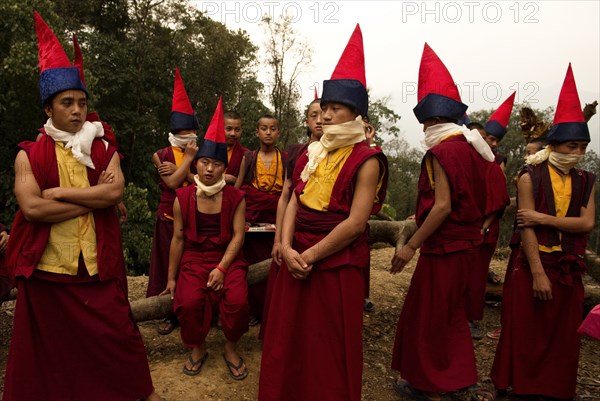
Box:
526 147 582 174
194 174 226 198
421 122 495 162
300 116 366 182
44 118 104 169
168 133 198 149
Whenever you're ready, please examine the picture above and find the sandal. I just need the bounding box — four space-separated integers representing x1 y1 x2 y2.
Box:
248 316 260 327
469 378 497 401
469 321 484 340
486 327 502 340
223 354 248 381
157 318 178 335
392 379 442 401
182 352 208 376
487 271 502 285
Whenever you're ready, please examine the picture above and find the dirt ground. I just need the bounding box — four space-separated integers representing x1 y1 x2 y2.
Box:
1 246 599 401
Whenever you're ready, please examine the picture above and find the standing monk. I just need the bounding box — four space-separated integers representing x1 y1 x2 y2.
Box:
490 64 596 401
147 68 199 335
2 12 161 401
259 24 388 401
390 43 508 401
223 110 248 185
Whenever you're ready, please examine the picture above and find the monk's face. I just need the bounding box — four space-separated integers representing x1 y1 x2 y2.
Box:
44 90 88 133
196 157 225 186
224 118 242 147
484 133 500 150
306 102 323 139
321 102 357 125
551 140 588 156
255 118 280 146
525 142 543 159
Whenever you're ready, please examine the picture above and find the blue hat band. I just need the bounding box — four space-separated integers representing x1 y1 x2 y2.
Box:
170 111 200 133
484 120 507 140
39 67 88 105
413 93 468 123
195 140 228 167
547 122 590 143
321 79 368 117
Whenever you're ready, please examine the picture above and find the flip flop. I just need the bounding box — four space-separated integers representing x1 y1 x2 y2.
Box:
182 352 208 376
157 318 178 335
469 378 497 401
223 354 248 381
392 379 442 401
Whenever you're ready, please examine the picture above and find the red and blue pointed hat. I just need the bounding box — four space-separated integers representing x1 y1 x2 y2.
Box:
170 68 199 133
321 24 368 117
196 96 228 166
35 11 87 104
485 91 516 140
413 43 467 123
547 64 589 143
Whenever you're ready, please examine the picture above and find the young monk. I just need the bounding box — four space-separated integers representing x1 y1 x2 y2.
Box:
147 68 199 335
489 64 596 401
235 114 287 325
162 97 249 380
2 12 161 400
259 24 388 401
224 110 248 185
260 98 323 339
390 43 508 401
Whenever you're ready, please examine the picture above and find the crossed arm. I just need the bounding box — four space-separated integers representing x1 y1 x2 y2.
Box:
14 150 123 223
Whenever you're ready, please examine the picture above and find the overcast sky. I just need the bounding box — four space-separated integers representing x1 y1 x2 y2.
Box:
193 0 600 153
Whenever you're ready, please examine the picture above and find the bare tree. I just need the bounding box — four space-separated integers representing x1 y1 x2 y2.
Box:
260 13 312 147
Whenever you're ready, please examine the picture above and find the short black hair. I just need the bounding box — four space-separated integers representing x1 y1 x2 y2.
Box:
466 122 484 130
224 110 241 120
256 114 278 128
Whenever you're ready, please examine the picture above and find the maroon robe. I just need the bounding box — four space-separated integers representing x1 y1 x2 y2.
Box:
174 184 249 346
241 149 288 320
259 142 388 401
392 135 508 393
0 222 10 305
147 146 196 297
465 155 509 321
226 141 248 180
2 133 153 401
259 143 310 340
491 162 595 399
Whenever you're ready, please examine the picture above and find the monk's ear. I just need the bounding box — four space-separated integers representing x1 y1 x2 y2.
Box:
43 104 53 118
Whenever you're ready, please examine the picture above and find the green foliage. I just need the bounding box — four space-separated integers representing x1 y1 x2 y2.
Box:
381 203 397 220
120 183 153 275
382 137 423 220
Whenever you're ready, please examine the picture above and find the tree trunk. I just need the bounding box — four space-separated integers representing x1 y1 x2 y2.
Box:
5 223 600 321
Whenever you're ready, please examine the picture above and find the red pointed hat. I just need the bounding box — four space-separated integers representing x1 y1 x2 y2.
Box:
413 43 467 123
314 86 319 100
330 24 366 88
35 11 87 104
170 68 199 132
321 24 368 116
72 34 85 84
485 91 516 140
196 96 228 166
547 64 589 143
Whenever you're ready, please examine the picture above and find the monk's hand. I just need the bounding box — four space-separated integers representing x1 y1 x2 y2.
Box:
0 231 8 253
207 268 225 291
283 245 312 280
160 279 177 299
517 209 545 227
532 270 553 301
98 169 115 185
224 174 237 185
117 202 128 224
271 242 283 266
41 187 60 201
391 244 416 274
184 141 199 160
158 161 177 176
